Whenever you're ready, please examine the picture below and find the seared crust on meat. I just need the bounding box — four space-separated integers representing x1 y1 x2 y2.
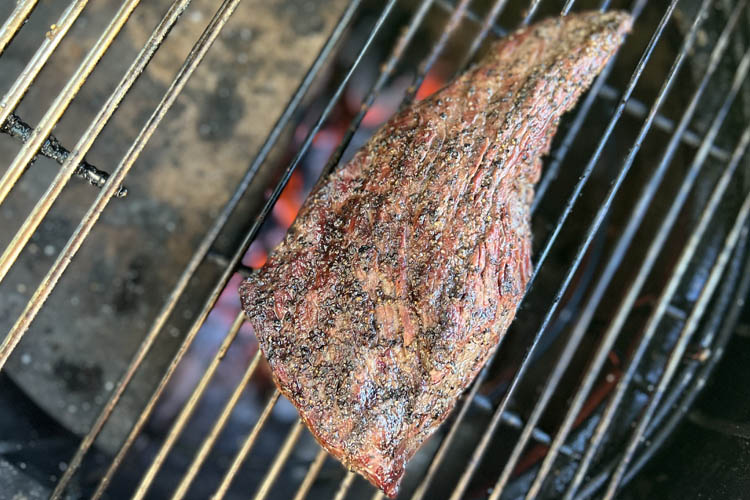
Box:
240 11 631 497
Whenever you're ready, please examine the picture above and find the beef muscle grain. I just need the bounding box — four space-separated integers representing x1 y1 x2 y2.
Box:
240 11 631 497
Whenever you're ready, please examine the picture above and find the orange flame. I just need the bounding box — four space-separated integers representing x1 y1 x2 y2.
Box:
272 170 305 228
416 69 446 101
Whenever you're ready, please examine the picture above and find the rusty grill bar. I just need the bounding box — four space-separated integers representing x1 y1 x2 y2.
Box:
1 0 749 499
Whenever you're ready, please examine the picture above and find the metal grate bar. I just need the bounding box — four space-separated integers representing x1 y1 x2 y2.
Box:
411 0 639 495
0 113 127 196
298 0 530 494
1 0 195 392
438 0 705 154
411 382 576 499
0 0 39 55
561 0 577 15
530 0 622 213
25 0 246 496
311 0 522 490
604 182 750 499
329 3 530 498
457 0 509 70
565 53 750 499
317 0 435 186
0 1 148 372
131 313 246 500
622 243 750 486
285 0 460 492
531 62 619 212
0 0 134 287
274 0 514 493
435 0 730 210
49 1 360 495
447 0 662 496
522 0 546 25
333 471 356 500
573 226 750 500
93 0 397 495
0 0 89 132
401 0 472 106
502 0 724 495
212 390 280 500
493 407 581 459
171 348 262 500
596 84 731 162
527 2 748 495
331 0 541 485
252 420 305 500
409 362 485 500
0 0 140 211
293 448 328 500
488 1 735 496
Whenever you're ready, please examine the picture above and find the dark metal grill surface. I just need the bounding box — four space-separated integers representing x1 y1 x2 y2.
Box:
1 0 749 499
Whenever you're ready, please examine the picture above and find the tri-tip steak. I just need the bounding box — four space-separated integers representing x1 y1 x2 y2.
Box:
240 11 631 497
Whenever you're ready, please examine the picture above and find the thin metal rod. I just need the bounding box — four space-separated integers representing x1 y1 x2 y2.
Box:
0 0 89 129
212 391 281 500
451 0 659 497
94 2 396 496
526 2 748 496
622 242 750 483
328 6 518 500
245 5 412 497
220 7 436 500
413 382 583 498
564 47 750 500
0 0 148 368
533 2 633 214
251 420 305 500
603 193 750 499
561 0 577 15
0 113 127 196
438 0 731 209
23 0 243 496
514 0 721 495
317 0 435 183
574 229 750 500
293 448 328 500
171 348 262 500
488 5 741 497
333 471 356 500
441 0 732 192
413 1 644 496
410 368 486 500
51 2 359 495
293 2 444 496
401 0 471 106
0 0 39 55
131 313 246 500
596 83 730 162
329 5 493 499
530 54 621 214
522 0 546 25
0 0 140 210
457 0 510 70
0 0 193 350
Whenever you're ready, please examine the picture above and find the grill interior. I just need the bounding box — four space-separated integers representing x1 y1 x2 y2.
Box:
1 0 750 499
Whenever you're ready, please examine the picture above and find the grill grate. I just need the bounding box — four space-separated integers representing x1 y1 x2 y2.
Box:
1 0 749 499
